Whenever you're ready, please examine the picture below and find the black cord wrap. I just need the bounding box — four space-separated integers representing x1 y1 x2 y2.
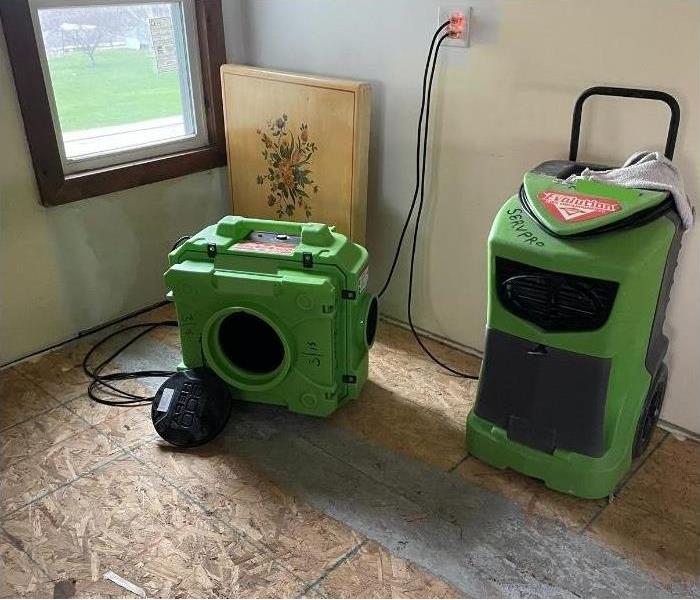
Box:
378 23 479 380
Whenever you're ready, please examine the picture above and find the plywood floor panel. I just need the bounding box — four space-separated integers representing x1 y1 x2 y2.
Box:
1 426 120 516
313 541 462 599
0 369 60 431
133 437 364 584
588 436 700 585
1 406 88 469
0 531 52 598
2 303 699 598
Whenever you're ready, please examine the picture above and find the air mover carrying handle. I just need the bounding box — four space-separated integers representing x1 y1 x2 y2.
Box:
215 216 336 247
569 86 681 161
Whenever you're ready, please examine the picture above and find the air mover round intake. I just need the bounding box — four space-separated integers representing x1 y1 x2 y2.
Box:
362 295 379 348
202 307 292 392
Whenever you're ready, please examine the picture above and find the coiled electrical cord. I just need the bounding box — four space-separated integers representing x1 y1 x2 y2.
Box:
379 23 479 380
82 235 190 407
83 321 179 406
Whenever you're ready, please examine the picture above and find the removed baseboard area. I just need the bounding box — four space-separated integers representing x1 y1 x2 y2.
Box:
0 300 169 371
659 420 700 443
379 313 483 360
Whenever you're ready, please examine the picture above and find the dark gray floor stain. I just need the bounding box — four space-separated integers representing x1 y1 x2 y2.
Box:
220 405 692 598
52 579 76 599
117 340 695 598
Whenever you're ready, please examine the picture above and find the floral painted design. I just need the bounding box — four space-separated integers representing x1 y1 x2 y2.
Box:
256 114 319 219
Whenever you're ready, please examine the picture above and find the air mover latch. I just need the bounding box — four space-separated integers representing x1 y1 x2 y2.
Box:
341 290 356 300
303 252 313 268
207 243 217 258
343 374 357 384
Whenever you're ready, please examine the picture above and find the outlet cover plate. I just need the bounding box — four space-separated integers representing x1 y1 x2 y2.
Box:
438 5 471 47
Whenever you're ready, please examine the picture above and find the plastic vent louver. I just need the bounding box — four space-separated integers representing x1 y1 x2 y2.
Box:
496 258 618 332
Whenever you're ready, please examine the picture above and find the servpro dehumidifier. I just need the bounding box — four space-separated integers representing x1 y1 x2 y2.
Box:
164 216 377 418
467 87 684 499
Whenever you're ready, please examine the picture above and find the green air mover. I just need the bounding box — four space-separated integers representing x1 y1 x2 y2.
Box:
164 216 376 417
467 87 684 499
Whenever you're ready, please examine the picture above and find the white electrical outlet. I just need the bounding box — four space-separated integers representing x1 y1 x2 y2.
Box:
438 5 471 48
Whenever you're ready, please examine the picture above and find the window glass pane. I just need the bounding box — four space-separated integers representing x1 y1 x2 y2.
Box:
37 2 196 160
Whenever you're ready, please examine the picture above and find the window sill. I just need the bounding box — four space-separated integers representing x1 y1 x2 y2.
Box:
39 144 226 207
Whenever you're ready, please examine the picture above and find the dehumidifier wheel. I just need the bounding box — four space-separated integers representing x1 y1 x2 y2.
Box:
632 363 668 459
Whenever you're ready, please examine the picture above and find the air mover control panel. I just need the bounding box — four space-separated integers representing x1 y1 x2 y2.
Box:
165 216 377 417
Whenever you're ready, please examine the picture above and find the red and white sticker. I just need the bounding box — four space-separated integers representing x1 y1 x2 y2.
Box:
537 191 621 223
234 241 297 255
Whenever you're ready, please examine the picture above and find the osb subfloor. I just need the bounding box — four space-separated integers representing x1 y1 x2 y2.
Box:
1 303 698 598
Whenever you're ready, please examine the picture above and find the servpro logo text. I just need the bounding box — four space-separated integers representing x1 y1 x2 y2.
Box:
507 207 544 246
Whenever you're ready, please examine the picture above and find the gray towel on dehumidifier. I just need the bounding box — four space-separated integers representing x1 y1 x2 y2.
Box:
568 151 694 229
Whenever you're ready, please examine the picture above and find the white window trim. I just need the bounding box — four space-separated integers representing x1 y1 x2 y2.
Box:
28 0 208 174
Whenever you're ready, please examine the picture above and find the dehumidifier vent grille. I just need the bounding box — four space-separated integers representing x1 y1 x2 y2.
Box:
496 258 618 332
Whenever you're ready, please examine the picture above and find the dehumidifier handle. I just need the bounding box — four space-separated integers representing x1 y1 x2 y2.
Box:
569 86 681 161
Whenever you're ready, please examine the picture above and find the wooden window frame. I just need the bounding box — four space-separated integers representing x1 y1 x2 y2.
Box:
0 0 226 206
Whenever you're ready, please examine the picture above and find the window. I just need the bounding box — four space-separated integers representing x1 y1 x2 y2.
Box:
34 1 208 172
0 0 226 205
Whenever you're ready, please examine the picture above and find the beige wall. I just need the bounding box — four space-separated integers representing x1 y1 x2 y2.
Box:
0 23 230 365
230 0 700 433
1 3 697 433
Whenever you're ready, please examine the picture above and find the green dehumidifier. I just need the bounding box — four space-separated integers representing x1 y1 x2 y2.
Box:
467 87 685 499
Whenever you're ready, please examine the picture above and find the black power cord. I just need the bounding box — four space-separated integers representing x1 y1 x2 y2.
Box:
378 21 449 298
171 235 190 251
83 321 179 406
83 234 191 407
379 23 479 380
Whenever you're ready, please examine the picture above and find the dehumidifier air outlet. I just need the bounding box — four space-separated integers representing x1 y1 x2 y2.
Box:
495 258 619 332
